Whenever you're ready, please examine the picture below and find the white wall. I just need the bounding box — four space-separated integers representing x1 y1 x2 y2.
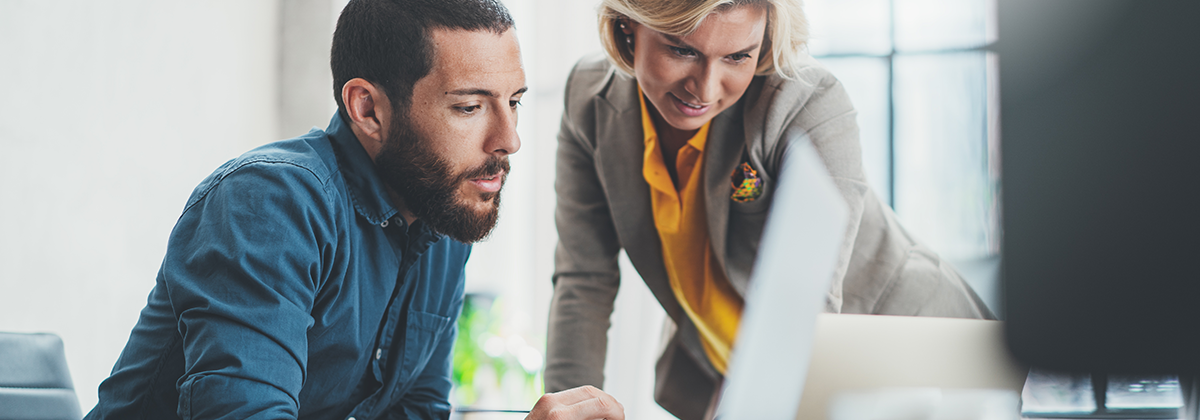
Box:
0 1 283 411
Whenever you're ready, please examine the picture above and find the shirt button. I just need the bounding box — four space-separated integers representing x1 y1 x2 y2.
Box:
380 220 389 228
375 348 382 360
348 417 356 420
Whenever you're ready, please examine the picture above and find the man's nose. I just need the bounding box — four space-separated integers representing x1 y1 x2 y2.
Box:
487 105 520 156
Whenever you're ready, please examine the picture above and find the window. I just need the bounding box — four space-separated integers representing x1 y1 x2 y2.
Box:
808 0 1001 262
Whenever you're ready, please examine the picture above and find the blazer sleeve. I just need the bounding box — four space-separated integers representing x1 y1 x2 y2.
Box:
769 60 993 319
543 62 623 393
767 66 870 314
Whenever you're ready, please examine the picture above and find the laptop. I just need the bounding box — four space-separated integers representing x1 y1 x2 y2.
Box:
798 314 1027 419
715 138 1027 419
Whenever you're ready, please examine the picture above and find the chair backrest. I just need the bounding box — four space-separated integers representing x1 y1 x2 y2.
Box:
0 332 83 420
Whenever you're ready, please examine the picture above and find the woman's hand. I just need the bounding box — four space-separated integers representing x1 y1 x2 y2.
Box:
526 385 625 420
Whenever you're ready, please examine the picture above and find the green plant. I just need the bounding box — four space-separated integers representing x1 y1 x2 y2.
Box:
451 294 544 407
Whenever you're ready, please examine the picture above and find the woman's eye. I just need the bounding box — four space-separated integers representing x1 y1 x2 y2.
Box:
729 53 752 63
669 46 696 57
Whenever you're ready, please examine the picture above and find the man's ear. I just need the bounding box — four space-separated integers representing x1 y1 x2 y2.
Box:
341 78 391 159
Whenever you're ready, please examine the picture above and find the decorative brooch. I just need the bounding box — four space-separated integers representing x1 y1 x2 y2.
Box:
730 162 763 203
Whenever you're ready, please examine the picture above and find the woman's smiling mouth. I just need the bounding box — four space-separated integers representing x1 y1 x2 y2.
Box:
671 93 711 117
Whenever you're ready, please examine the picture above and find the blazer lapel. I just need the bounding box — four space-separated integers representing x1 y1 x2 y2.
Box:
593 73 685 323
704 97 746 291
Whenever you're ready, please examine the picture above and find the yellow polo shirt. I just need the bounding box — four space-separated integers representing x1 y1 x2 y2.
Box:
639 88 744 374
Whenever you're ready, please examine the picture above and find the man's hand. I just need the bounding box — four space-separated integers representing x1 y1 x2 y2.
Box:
526 385 624 420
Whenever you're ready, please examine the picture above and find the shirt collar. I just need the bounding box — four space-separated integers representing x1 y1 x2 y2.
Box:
325 112 400 226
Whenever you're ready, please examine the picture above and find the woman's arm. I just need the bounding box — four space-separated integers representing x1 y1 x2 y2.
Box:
769 60 992 318
763 65 871 313
543 63 624 392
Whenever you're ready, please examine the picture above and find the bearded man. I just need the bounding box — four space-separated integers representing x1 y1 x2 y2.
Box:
82 0 623 419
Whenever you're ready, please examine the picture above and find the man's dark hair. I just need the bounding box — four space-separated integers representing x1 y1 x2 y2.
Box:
330 0 514 118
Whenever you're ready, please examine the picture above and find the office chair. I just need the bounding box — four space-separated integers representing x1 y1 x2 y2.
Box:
0 332 83 420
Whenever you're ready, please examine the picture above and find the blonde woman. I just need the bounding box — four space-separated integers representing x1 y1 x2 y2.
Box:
544 0 993 417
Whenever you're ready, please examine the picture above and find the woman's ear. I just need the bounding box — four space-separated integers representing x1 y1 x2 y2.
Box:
618 18 635 35
340 78 391 159
618 18 637 55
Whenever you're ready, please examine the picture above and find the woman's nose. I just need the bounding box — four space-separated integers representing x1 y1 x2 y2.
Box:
684 62 720 104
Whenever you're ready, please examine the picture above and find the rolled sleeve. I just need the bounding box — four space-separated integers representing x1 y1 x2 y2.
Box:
164 160 335 419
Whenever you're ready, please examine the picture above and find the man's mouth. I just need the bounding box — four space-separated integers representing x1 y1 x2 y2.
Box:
469 170 505 193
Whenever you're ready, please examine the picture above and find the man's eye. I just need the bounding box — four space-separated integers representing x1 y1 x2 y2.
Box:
669 46 696 57
509 100 522 109
457 105 481 113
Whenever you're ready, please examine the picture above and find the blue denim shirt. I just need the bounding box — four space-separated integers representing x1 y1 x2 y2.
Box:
85 113 469 420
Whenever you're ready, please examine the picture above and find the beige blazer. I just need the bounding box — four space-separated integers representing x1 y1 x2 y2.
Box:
544 54 993 420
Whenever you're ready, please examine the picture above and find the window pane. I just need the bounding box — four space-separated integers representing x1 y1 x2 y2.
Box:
806 0 892 56
893 52 997 260
817 57 891 205
894 0 993 52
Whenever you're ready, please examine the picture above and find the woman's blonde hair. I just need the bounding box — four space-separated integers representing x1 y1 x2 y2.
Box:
598 0 808 78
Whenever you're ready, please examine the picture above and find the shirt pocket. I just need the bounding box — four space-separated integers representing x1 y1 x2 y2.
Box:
400 309 451 381
726 186 773 291
729 190 773 215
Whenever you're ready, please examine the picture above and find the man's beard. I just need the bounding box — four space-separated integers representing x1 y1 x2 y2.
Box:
374 112 508 243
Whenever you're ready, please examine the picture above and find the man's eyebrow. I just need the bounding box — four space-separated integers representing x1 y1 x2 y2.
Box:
446 88 498 97
445 86 529 97
661 34 760 56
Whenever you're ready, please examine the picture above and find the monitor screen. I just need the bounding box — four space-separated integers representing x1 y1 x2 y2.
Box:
1000 0 1200 373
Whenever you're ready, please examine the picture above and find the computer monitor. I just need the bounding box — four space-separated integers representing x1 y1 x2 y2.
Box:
1000 0 1200 374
